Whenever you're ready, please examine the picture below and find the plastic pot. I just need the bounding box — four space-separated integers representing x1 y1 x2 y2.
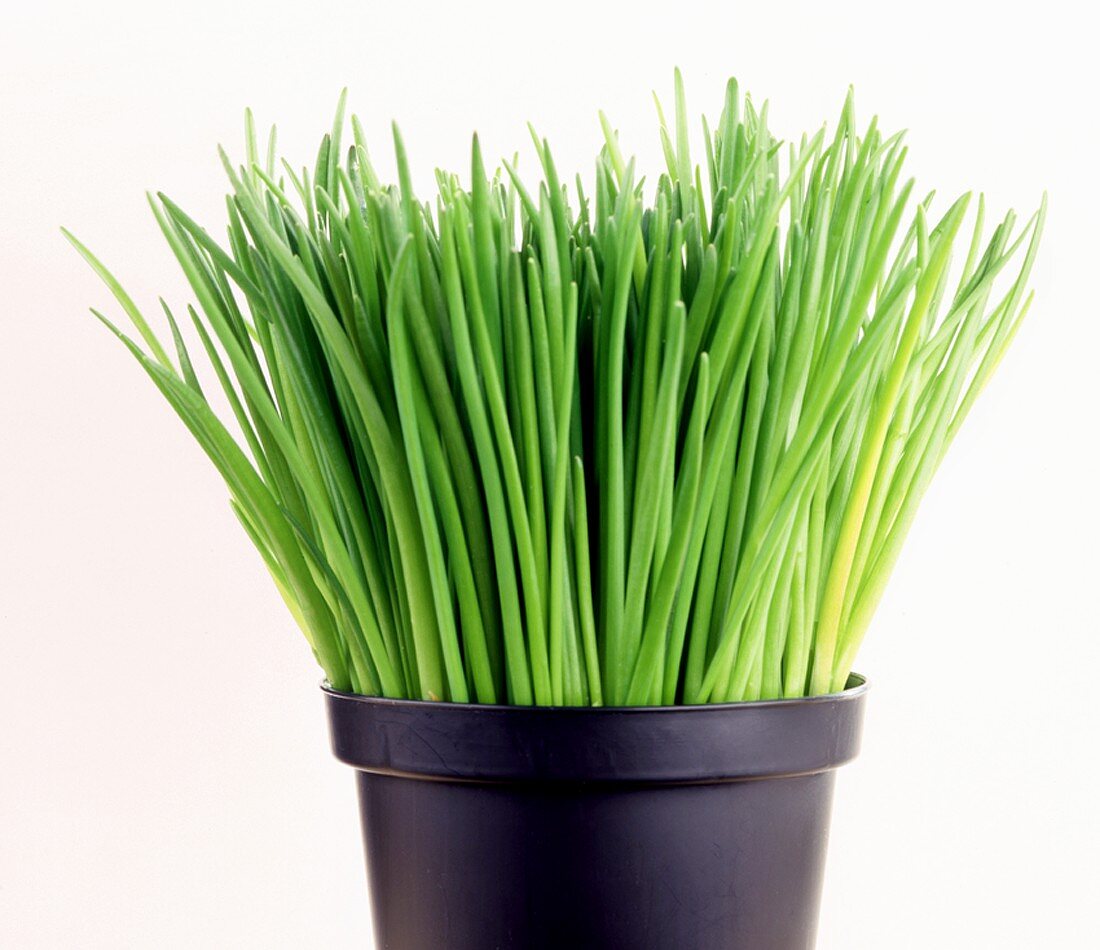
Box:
324 675 868 950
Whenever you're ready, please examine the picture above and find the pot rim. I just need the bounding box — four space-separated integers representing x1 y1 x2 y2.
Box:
321 672 868 713
324 674 869 784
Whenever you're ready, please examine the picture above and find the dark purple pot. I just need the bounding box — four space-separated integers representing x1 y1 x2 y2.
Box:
324 675 868 950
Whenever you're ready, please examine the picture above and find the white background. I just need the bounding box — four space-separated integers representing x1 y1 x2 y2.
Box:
2 1 1097 947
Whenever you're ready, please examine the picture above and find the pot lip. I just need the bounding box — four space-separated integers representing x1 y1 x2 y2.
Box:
324 674 869 783
322 672 867 714
323 672 866 782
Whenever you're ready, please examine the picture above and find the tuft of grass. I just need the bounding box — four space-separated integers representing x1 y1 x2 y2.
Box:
68 73 1044 705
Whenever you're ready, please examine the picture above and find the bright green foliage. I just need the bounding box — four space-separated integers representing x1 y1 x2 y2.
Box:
68 73 1044 705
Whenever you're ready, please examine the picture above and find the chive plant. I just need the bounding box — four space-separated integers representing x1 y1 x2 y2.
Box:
68 73 1043 706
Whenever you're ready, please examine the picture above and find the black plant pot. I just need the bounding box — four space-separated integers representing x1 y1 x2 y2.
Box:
324 675 868 950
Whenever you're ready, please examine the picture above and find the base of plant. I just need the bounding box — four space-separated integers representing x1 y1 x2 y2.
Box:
325 674 868 950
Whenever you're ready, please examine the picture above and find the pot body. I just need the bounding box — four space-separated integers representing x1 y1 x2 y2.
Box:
325 677 867 950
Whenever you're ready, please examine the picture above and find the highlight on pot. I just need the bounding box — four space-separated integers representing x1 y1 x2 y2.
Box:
67 71 1044 707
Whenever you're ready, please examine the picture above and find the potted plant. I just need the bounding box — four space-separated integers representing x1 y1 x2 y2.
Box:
67 71 1043 949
